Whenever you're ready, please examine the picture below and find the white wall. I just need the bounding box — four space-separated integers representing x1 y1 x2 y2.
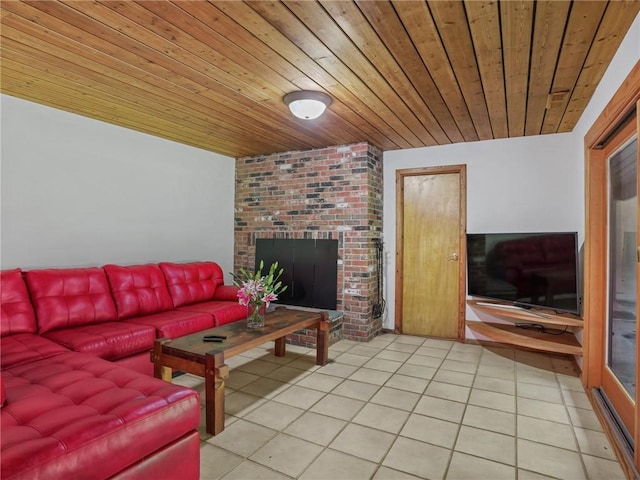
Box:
0 95 236 279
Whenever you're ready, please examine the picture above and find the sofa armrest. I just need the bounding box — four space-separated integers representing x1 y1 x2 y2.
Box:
213 285 240 302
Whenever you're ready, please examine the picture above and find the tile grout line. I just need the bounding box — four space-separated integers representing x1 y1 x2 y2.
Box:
514 352 521 479
370 336 439 479
331 336 416 478
557 367 591 479
296 340 384 479
440 341 474 480
226 340 388 477
195 336 620 479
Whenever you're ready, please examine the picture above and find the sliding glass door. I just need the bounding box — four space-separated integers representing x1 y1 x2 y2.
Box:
585 65 640 474
602 125 638 441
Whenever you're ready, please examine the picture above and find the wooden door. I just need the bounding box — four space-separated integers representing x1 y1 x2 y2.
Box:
396 165 466 339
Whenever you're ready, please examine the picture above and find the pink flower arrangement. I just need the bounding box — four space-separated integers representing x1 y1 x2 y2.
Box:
232 261 287 309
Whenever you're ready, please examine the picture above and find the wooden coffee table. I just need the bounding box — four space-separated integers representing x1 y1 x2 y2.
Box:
151 307 330 435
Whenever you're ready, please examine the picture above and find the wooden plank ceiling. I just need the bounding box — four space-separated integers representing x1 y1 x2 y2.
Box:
1 1 638 158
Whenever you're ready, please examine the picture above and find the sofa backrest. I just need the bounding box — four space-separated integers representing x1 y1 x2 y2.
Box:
24 268 118 333
159 262 224 308
1 269 37 337
103 264 173 319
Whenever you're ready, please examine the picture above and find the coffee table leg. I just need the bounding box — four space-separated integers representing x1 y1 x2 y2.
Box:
316 312 330 366
205 351 228 435
274 337 286 357
152 338 173 382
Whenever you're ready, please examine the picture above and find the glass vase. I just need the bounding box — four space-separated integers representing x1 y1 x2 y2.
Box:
247 301 266 328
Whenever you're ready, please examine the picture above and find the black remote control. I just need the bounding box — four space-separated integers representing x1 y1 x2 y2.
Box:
203 335 227 340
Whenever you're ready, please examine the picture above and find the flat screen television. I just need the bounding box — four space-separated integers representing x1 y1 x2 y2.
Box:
467 232 580 315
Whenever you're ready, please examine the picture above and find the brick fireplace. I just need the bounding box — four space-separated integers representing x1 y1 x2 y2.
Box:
234 142 384 342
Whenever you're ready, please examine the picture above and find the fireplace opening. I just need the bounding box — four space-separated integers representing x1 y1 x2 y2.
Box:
255 238 338 310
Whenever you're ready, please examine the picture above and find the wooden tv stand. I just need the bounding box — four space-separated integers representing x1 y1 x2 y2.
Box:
466 299 583 356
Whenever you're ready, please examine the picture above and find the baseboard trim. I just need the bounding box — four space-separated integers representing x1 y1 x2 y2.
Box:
588 388 639 480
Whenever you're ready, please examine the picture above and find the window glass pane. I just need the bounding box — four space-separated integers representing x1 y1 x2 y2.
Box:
608 137 638 398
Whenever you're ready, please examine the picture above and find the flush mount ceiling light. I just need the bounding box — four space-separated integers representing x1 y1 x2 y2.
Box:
283 91 332 120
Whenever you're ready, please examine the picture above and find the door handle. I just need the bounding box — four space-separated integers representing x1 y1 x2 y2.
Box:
448 253 459 261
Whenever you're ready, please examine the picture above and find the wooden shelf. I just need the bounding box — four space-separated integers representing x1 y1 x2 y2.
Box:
466 321 583 356
467 299 583 327
466 299 583 356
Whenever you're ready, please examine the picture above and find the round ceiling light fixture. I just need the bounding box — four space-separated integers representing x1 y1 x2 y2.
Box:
283 90 332 120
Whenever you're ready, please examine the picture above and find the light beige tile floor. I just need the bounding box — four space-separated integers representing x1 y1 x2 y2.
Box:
173 334 625 480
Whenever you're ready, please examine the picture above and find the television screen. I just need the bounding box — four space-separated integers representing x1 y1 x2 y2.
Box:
467 232 580 314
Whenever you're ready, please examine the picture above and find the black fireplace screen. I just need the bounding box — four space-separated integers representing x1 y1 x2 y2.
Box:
255 238 338 310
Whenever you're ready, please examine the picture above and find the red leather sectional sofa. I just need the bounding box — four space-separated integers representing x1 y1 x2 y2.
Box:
1 261 246 479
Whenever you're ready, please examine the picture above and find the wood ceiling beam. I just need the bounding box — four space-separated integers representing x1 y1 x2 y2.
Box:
175 1 397 151
560 0 640 132
79 0 351 147
8 0 361 153
464 0 508 139
0 44 295 154
501 0 534 138
0 12 308 146
292 2 439 145
425 0 493 141
525 0 570 136
542 0 607 135
246 0 421 148
355 0 462 144
2 69 255 156
392 0 479 142
0 0 631 157
107 0 366 148
215 0 408 150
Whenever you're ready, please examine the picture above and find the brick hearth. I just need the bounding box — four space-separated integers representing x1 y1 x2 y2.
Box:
234 142 383 342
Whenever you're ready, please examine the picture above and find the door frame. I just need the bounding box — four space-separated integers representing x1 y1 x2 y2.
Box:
584 61 639 474
394 164 467 341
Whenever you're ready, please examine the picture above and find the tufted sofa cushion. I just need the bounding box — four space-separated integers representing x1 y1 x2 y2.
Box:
178 301 247 327
0 351 200 480
1 269 37 337
42 322 156 361
24 268 118 334
159 262 225 308
124 310 214 339
0 334 69 370
103 264 174 320
212 285 241 302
